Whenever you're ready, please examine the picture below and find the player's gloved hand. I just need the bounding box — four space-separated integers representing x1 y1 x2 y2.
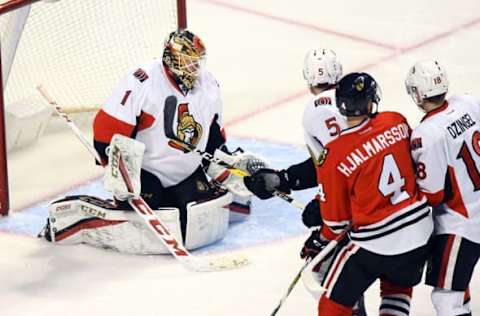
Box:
243 168 291 199
302 197 323 228
300 229 329 260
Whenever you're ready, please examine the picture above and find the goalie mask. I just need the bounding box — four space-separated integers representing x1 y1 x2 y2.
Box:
303 48 342 87
163 30 206 94
405 60 448 108
335 72 381 117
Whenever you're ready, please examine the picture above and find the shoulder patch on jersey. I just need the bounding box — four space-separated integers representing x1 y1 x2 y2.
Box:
308 146 329 166
133 68 149 82
411 137 423 151
314 96 332 107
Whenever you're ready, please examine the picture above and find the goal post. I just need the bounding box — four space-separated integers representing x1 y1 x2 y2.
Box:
0 0 187 216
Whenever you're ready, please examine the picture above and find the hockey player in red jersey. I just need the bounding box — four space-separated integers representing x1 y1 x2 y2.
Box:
39 30 262 253
244 48 366 315
245 48 344 201
406 60 480 316
312 72 433 316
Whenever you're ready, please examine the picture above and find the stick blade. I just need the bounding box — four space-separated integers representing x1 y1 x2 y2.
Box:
190 254 250 272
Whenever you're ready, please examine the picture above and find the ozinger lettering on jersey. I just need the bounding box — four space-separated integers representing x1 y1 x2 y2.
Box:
446 113 476 139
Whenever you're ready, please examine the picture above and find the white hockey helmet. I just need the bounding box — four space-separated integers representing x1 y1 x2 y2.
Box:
405 60 449 106
303 48 342 86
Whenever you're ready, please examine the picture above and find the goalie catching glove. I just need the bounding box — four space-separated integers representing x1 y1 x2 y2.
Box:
206 148 268 197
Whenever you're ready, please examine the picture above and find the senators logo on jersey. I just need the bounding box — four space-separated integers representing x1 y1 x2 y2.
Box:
173 103 203 148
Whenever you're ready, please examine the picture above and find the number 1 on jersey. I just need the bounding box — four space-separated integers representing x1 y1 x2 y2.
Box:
378 154 410 205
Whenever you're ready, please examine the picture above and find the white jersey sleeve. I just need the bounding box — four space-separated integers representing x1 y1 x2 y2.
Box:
411 94 480 243
102 63 152 125
410 123 448 198
302 88 347 164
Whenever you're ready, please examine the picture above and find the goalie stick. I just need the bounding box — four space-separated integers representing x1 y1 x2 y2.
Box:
270 227 350 315
37 85 248 272
163 95 305 210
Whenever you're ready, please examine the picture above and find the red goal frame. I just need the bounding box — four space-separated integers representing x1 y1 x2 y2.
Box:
0 0 187 216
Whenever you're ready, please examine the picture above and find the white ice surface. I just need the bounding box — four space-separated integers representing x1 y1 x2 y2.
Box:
2 138 479 316
2 0 480 315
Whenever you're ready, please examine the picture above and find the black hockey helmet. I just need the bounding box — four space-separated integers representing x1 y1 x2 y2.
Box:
335 72 381 117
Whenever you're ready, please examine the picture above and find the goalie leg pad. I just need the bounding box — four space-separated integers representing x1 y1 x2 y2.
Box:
45 196 182 254
185 191 233 250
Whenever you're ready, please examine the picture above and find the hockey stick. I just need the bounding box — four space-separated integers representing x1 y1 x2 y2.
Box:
301 226 351 296
37 85 248 272
163 95 305 210
270 227 350 315
270 258 311 316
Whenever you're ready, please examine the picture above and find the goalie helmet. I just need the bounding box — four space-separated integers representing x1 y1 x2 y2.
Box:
405 60 448 107
163 29 206 93
336 72 381 117
303 48 342 86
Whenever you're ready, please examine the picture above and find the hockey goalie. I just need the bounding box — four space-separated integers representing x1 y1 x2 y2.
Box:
38 30 265 254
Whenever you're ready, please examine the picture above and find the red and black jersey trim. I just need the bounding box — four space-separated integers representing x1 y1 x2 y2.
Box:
350 202 429 242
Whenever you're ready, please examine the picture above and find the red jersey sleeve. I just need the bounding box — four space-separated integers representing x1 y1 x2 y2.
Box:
317 152 352 240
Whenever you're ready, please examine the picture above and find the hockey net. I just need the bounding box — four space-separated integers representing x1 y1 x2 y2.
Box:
0 0 187 215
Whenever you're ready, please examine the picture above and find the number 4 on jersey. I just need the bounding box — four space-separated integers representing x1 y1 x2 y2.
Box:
378 154 410 205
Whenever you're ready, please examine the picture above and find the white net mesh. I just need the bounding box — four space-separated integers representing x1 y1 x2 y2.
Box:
0 0 179 111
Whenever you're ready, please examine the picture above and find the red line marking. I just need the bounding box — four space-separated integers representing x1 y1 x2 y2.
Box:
224 90 308 127
198 0 397 50
12 172 103 213
224 16 480 128
400 17 480 52
10 7 480 217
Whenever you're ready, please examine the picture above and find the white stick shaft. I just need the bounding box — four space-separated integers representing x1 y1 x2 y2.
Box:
301 227 351 295
271 227 350 314
36 85 247 272
37 85 103 165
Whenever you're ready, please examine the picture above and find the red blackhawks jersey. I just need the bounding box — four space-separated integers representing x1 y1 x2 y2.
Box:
93 58 223 187
318 112 433 255
411 94 480 244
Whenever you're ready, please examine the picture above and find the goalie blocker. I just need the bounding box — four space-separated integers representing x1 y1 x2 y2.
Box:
40 193 235 254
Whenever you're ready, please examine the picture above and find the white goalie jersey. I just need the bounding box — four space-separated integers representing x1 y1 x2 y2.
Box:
302 87 347 164
410 94 480 243
94 58 223 187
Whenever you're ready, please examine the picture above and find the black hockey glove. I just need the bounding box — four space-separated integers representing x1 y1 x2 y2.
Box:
243 168 290 200
302 197 323 228
300 229 329 260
